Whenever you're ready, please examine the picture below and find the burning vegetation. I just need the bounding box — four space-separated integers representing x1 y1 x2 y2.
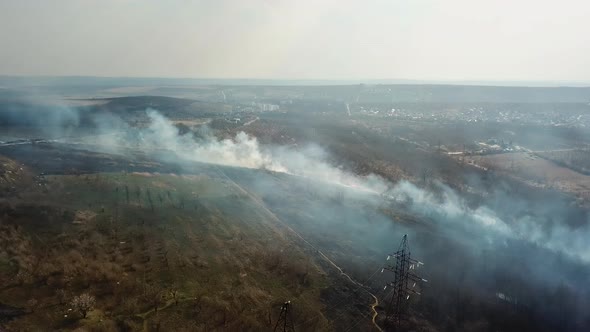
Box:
0 85 590 331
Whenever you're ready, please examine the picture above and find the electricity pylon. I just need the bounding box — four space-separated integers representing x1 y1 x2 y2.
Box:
273 301 295 332
381 234 426 327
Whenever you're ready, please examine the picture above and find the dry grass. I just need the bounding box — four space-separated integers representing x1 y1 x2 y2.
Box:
467 152 590 194
0 171 331 331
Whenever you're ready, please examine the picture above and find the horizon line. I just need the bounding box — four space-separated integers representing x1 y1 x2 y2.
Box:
1 74 590 88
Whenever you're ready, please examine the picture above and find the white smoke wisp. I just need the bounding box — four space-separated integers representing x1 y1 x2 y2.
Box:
272 144 389 193
387 181 511 235
387 180 590 263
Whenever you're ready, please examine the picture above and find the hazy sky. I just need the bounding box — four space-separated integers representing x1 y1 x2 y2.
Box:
1 0 589 81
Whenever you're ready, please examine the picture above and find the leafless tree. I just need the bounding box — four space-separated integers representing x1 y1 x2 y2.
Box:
16 269 32 285
70 293 96 318
169 288 179 306
147 188 154 211
420 167 432 185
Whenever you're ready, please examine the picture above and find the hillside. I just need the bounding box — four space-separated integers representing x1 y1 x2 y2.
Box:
0 163 338 331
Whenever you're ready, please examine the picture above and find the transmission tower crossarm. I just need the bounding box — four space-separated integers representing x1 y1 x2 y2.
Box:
408 273 424 281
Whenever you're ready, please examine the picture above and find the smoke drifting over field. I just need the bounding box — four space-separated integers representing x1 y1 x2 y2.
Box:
0 97 80 138
2 97 590 330
388 181 590 265
91 109 590 268
93 109 388 193
4 101 587 269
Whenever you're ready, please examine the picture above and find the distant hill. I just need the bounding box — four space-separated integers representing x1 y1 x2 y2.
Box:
0 95 230 129
89 96 230 119
1 76 589 103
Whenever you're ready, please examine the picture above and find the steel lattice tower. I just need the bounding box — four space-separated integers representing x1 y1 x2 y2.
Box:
273 301 295 332
382 234 426 327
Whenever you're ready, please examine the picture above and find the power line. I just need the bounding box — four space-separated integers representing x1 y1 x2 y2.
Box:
381 234 426 329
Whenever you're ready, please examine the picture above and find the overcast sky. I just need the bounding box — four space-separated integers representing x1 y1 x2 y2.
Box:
1 0 589 82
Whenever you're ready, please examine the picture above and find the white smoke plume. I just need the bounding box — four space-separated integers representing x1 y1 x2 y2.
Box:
387 180 590 263
101 109 389 193
143 110 287 171
91 109 589 264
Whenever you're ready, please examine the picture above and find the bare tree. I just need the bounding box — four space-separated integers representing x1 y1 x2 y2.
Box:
169 288 179 306
420 167 432 185
135 186 141 202
70 293 96 318
16 269 32 285
147 188 154 211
